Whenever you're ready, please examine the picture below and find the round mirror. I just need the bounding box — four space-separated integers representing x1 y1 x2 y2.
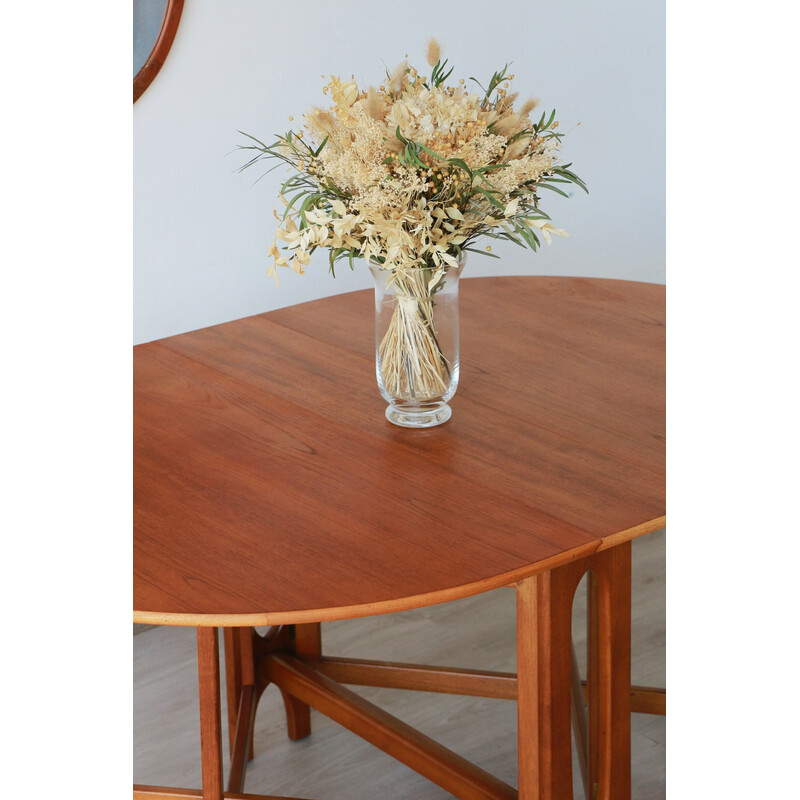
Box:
133 0 184 102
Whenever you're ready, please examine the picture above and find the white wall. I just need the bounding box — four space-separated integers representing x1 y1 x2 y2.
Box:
134 0 664 344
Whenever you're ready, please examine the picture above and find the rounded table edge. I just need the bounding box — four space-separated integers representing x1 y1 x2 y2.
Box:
133 516 665 628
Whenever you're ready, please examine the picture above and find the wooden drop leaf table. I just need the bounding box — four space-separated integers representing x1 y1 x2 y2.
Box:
133 276 665 800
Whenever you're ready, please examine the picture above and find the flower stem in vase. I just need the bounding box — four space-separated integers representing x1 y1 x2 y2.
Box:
378 269 450 403
372 262 462 427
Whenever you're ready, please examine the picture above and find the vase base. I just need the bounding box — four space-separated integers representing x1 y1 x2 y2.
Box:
385 403 452 428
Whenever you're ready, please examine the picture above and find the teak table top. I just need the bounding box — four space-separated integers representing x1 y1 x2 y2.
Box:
133 276 665 627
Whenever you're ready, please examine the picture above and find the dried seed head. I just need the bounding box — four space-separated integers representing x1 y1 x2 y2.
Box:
426 38 441 68
493 113 521 137
365 86 383 121
520 98 539 116
310 108 336 138
503 137 529 162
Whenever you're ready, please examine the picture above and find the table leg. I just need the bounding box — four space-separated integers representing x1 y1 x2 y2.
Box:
223 627 256 761
223 628 241 758
571 639 591 800
517 568 576 799
517 543 632 800
587 543 632 800
587 570 599 795
197 627 224 800
279 622 321 741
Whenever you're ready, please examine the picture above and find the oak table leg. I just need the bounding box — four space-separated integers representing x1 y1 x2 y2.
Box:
196 627 224 800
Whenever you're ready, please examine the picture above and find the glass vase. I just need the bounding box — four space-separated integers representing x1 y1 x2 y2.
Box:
370 259 465 428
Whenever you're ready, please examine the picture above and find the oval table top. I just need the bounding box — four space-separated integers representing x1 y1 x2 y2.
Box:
134 276 665 627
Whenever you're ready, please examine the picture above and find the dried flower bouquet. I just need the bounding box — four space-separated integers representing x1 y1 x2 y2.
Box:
239 40 586 406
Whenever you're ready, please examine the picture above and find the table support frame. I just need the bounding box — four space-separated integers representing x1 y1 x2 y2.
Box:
516 542 633 800
134 541 662 800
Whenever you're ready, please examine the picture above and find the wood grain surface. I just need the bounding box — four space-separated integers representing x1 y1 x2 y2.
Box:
134 277 664 626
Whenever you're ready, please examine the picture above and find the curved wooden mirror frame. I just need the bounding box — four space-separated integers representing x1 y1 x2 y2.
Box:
133 0 185 103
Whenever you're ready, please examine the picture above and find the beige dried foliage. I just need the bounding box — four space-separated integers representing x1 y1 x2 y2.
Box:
385 136 404 153
308 108 337 140
502 136 530 162
365 86 383 121
492 113 521 137
245 49 585 403
500 92 519 110
259 56 580 286
389 61 408 95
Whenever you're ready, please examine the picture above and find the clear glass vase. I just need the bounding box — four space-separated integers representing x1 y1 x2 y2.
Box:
370 259 464 428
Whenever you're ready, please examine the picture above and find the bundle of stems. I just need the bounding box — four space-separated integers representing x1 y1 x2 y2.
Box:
378 268 451 402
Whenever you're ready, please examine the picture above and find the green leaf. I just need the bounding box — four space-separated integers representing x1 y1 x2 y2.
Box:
462 246 501 259
431 59 454 87
405 144 428 170
445 157 473 178
237 130 271 150
484 63 510 101
537 182 570 198
553 166 589 193
280 173 304 195
495 230 527 248
513 220 539 250
281 190 309 218
475 188 504 209
313 136 329 157
438 66 454 85
475 164 509 173
521 211 552 222
415 141 446 162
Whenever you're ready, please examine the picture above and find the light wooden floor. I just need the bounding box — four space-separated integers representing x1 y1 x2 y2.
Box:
133 529 665 799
